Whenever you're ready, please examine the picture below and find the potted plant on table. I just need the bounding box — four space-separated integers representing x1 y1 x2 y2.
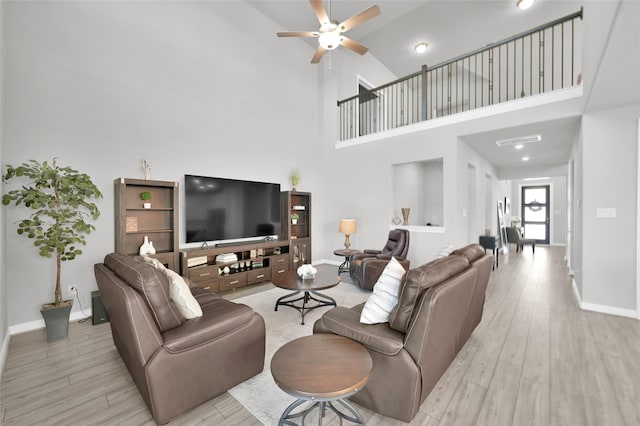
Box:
2 159 102 342
291 213 299 225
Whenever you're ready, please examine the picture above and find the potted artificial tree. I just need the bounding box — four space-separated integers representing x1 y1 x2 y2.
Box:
291 213 299 225
2 159 102 342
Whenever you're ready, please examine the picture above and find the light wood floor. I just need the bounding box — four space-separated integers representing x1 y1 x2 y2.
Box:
2 246 639 425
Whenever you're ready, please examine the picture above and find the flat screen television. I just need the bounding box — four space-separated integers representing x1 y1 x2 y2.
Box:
184 175 281 244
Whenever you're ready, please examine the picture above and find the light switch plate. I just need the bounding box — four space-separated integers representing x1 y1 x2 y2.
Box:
596 208 616 218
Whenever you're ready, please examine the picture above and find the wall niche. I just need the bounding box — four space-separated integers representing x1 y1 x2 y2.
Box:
392 158 444 228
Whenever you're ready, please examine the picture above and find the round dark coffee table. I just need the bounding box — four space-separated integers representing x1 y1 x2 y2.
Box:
271 334 372 425
272 269 340 325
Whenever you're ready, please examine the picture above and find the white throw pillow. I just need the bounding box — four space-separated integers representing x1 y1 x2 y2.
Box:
435 244 453 259
360 257 406 324
164 269 203 319
142 256 203 319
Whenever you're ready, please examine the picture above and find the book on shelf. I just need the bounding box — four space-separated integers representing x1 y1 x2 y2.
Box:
292 205 306 210
215 253 238 264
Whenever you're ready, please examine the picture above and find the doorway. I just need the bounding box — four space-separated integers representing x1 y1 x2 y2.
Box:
521 185 550 244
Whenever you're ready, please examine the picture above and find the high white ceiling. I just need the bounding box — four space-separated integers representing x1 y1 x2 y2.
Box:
248 0 634 177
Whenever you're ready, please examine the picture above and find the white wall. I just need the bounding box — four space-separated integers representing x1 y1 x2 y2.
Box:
1 1 319 327
579 104 640 312
0 0 7 370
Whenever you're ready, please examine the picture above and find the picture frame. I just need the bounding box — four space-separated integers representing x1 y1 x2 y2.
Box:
504 197 511 215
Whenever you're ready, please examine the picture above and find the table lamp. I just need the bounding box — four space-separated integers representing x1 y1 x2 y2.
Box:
339 219 357 251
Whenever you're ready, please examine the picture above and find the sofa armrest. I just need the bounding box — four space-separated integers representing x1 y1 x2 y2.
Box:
162 300 256 353
314 307 404 356
364 249 382 255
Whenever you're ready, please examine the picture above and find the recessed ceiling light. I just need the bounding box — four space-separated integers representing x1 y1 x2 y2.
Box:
495 134 541 147
522 156 530 162
514 144 524 150
414 42 428 53
516 0 535 10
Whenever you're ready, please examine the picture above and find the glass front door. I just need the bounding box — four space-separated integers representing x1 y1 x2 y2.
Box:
521 185 550 244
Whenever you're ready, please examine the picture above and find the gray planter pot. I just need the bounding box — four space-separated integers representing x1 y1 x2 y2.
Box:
40 301 73 342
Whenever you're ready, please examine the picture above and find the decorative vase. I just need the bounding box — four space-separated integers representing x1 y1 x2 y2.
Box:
401 208 411 225
139 236 154 255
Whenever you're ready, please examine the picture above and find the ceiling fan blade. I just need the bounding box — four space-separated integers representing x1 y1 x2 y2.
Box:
277 31 319 38
310 0 330 24
338 5 380 32
311 46 327 64
340 36 368 55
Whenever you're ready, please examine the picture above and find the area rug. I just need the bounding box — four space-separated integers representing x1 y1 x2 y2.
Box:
228 282 370 425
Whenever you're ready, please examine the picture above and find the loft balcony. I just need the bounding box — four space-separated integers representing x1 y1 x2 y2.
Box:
337 9 583 143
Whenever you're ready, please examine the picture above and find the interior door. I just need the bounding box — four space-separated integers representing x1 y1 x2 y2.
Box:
521 185 550 244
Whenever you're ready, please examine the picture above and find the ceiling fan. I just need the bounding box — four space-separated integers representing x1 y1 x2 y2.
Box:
277 0 381 64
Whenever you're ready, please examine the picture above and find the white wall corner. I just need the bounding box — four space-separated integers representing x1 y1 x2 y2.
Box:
0 329 10 378
572 277 637 319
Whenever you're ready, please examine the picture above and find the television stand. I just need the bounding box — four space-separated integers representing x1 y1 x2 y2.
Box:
181 240 290 293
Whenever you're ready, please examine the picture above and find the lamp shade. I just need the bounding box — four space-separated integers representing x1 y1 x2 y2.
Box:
339 219 357 235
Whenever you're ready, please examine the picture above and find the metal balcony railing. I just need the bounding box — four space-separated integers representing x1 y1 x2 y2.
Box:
337 9 583 141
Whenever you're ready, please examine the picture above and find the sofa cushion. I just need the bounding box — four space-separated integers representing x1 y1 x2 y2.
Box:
104 252 185 332
162 299 256 353
388 255 469 333
360 257 405 324
451 243 485 263
320 306 405 355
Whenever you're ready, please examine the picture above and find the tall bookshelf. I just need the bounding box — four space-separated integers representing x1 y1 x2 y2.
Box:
114 178 179 271
280 191 312 271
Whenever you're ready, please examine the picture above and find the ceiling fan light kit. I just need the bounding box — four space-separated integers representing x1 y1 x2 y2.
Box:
277 0 380 64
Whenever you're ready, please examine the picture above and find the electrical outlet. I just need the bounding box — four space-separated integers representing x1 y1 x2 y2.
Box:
67 285 77 296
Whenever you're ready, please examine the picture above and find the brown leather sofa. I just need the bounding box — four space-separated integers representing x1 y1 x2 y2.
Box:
349 229 410 290
314 244 492 422
94 253 265 425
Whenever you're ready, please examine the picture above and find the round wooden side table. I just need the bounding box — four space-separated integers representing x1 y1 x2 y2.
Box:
271 334 372 425
333 249 361 274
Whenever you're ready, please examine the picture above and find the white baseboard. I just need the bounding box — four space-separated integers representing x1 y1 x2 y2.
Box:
571 278 637 319
0 329 10 378
8 309 93 336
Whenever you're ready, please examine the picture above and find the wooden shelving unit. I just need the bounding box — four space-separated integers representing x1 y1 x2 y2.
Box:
280 191 312 271
114 178 179 271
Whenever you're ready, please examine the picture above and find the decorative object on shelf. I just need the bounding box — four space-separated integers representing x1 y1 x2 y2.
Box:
141 159 151 180
392 216 402 225
125 216 138 232
140 191 152 208
339 219 357 250
290 169 300 191
291 213 299 224
401 208 410 225
2 158 102 342
139 236 156 255
297 264 317 280
223 266 230 275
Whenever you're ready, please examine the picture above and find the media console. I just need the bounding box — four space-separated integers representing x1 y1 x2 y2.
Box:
180 240 291 293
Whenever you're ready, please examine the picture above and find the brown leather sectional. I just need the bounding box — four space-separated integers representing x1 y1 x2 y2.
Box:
314 243 493 422
94 252 265 425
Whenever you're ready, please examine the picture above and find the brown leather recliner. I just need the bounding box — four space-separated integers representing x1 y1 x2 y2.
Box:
94 252 265 425
314 244 492 422
350 229 410 290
